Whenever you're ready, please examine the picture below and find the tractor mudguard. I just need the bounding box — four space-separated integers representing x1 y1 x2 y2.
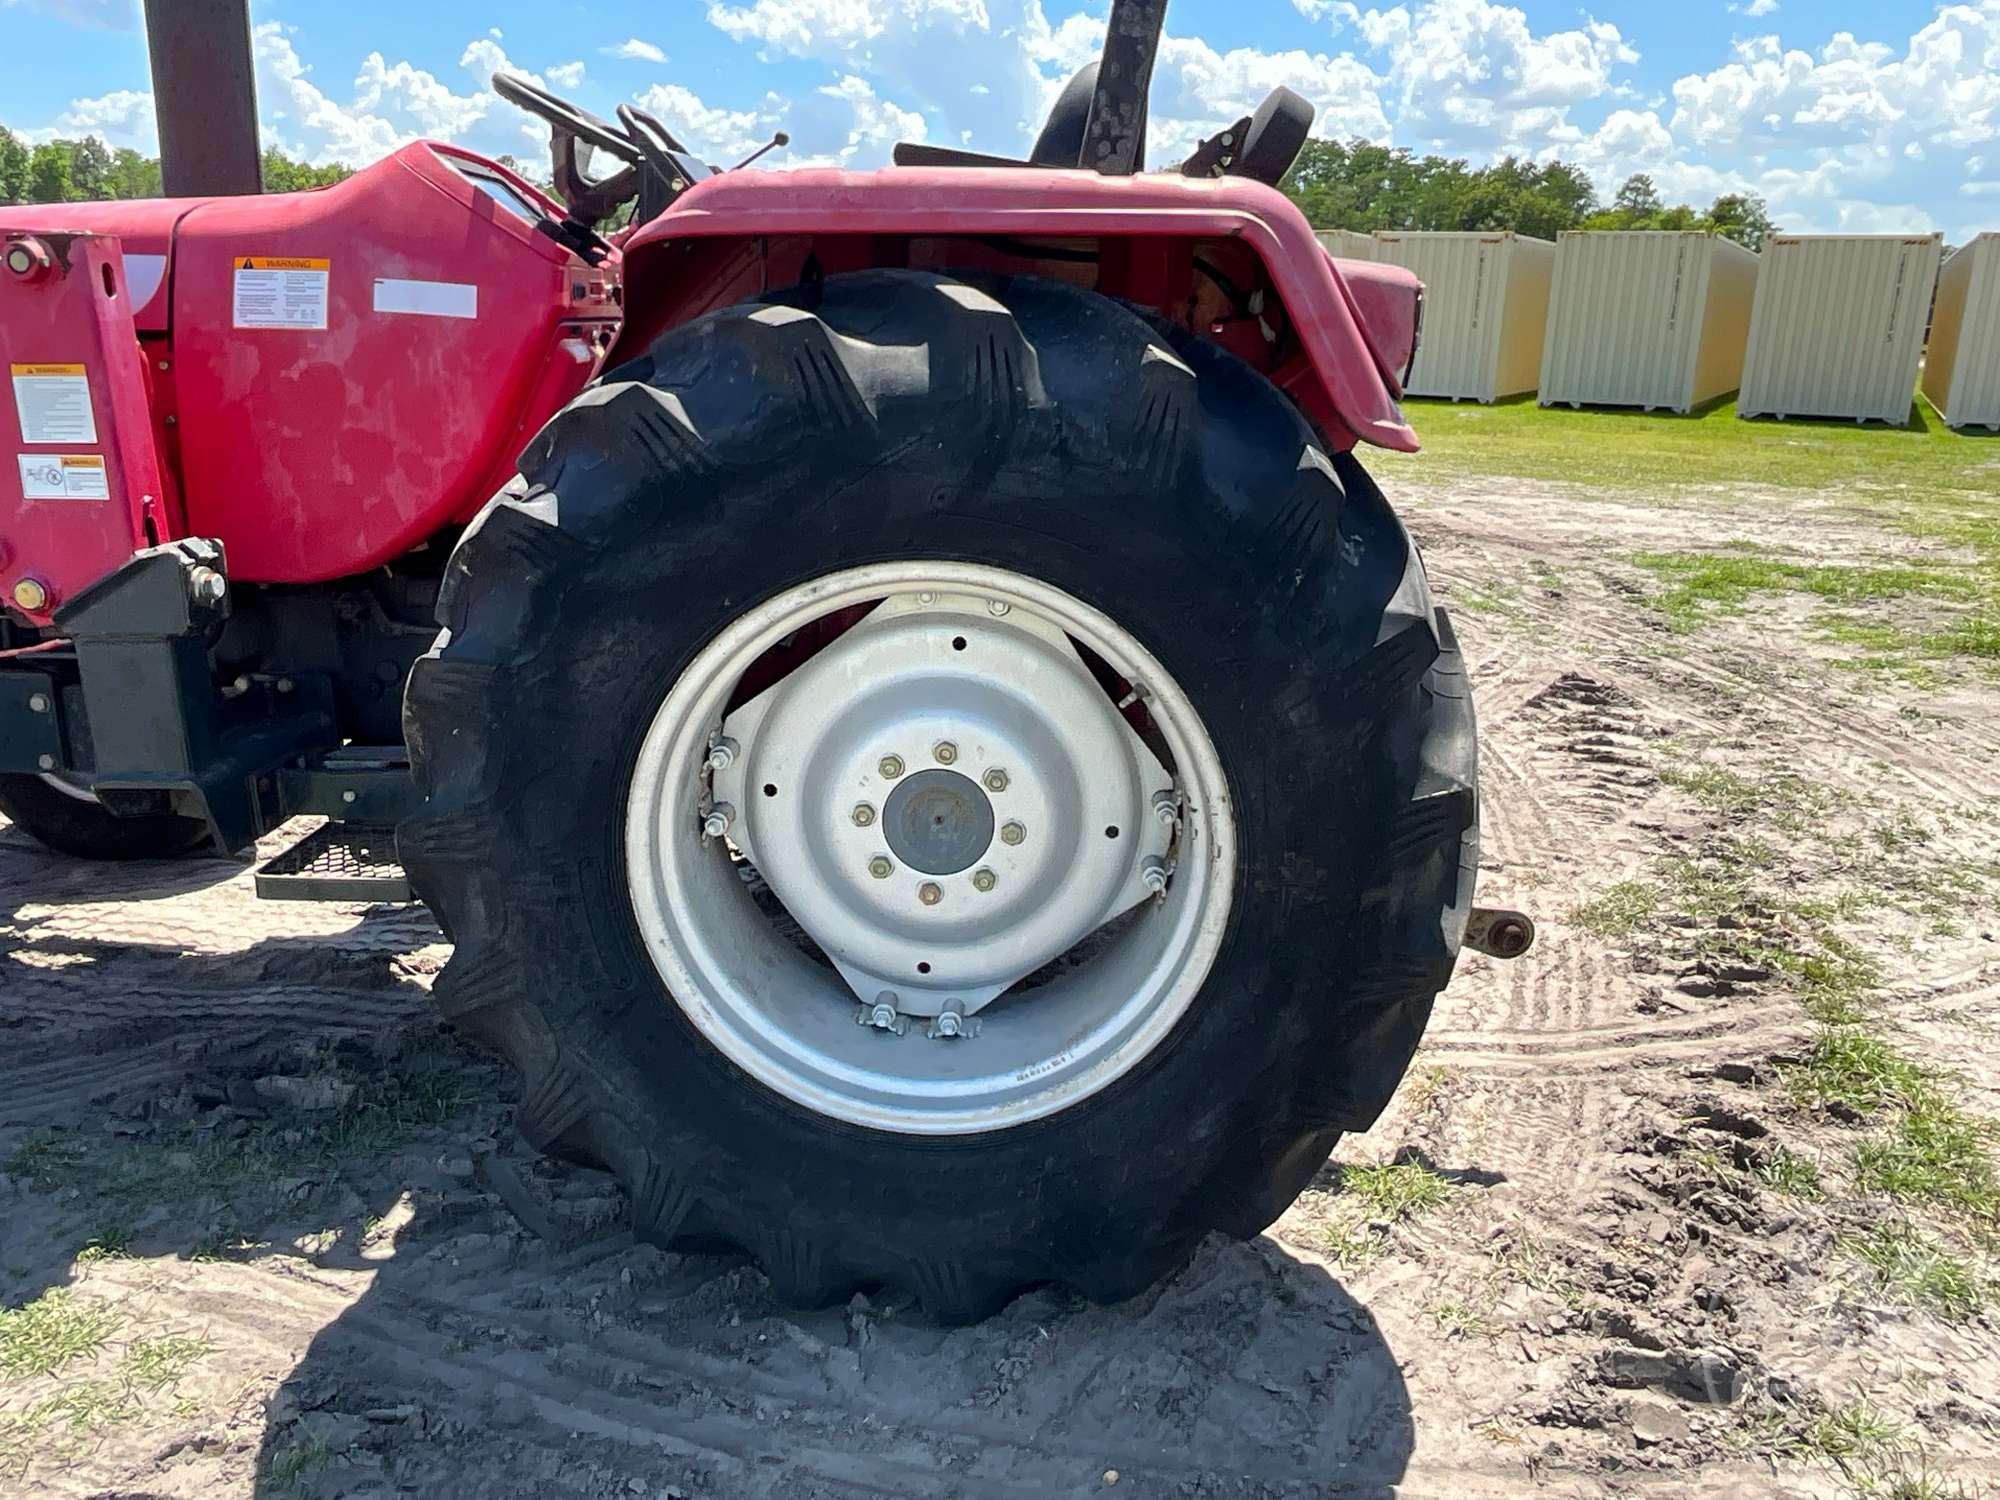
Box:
618 167 1421 454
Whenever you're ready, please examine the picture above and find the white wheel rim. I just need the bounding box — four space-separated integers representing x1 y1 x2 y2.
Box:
624 562 1236 1134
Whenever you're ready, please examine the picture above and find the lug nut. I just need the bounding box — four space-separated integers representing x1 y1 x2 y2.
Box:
987 600 1010 616
933 1009 962 1038
1152 789 1181 824
26 693 48 714
1141 857 1169 895
870 1001 898 1029
1000 821 1025 846
983 768 1009 793
917 591 935 605
706 737 738 772
972 868 997 892
933 741 957 766
868 855 894 879
879 754 905 779
702 804 735 840
11 579 49 613
852 803 876 827
37 754 55 771
918 881 943 906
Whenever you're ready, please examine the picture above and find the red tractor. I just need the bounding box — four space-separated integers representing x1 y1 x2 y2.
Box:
0 1 1525 1318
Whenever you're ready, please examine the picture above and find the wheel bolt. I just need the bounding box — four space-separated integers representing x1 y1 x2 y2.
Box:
933 1010 962 1038
869 855 894 879
852 803 876 827
26 693 48 714
983 768 1009 793
1141 857 1169 895
933 741 957 766
1152 789 1181 824
879 754 905 779
972 868 996 893
706 737 738 772
702 804 734 840
918 882 943 906
1000 821 1025 846
987 600 1009 617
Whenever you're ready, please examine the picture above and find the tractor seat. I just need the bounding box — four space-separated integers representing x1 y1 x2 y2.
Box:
893 68 1313 186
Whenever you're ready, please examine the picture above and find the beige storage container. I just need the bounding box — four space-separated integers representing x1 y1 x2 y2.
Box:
1371 231 1555 402
1922 233 2000 431
1739 234 1943 424
1315 229 1380 261
1538 231 1760 413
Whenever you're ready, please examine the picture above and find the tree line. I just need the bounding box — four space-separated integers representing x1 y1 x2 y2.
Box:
0 127 354 204
1280 139 1776 250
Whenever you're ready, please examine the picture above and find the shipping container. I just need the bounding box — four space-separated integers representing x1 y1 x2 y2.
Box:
1738 234 1943 425
1315 229 1380 261
1538 231 1760 413
1921 233 2000 432
1370 231 1556 402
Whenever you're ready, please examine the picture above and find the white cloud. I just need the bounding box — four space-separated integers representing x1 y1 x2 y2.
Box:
355 54 490 138
546 61 587 89
633 74 927 169
54 88 156 152
1338 0 1638 155
604 38 668 64
1732 0 1779 16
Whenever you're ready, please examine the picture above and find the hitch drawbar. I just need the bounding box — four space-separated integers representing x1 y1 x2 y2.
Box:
1465 907 1535 960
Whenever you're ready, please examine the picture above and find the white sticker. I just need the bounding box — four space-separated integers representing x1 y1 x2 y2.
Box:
11 363 98 445
18 453 109 501
233 256 330 330
372 277 478 320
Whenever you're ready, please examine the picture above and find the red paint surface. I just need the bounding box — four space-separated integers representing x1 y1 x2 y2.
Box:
0 235 166 623
624 167 1418 452
4 146 1417 611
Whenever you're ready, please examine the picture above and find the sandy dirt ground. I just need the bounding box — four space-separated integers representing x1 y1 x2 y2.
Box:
2 475 1996 1499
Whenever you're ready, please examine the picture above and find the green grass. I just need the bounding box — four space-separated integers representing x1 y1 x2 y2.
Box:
1632 552 1984 634
1390 393 1997 502
0 1289 119 1379
1754 1147 1826 1201
1800 1401 1907 1466
124 1334 210 1392
4 1064 476 1215
1841 1221 1985 1321
1572 879 1661 936
267 1434 333 1492
1338 1161 1454 1218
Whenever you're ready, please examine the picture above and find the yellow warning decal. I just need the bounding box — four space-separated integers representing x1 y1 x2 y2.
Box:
17 453 108 500
233 256 330 271
10 363 86 377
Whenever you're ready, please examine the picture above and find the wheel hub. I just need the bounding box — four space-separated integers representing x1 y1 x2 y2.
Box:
708 589 1176 1019
882 769 993 875
624 562 1236 1134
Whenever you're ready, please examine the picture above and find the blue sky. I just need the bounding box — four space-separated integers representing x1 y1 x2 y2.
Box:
3 0 1996 239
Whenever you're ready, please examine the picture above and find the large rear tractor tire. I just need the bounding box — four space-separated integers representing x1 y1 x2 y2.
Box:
401 271 1477 1320
0 774 211 861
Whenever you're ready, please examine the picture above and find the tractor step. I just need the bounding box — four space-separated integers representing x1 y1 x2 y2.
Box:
255 822 412 903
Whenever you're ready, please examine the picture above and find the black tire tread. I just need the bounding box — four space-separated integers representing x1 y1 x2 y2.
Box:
402 270 1477 1321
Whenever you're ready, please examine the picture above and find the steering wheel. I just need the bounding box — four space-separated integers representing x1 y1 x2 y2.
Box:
491 72 638 164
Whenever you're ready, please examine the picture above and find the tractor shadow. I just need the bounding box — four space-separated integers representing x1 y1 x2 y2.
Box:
0 821 1417 1499
244 1207 1419 1499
